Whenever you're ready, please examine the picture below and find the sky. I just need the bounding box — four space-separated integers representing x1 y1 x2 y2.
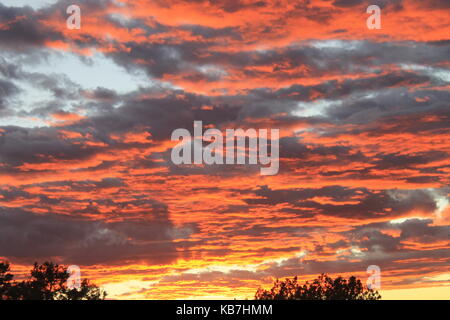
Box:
0 0 449 299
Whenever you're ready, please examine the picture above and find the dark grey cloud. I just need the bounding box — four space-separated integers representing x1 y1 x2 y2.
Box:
373 151 448 170
0 205 185 265
346 218 450 249
243 185 369 205
397 218 450 243
243 186 437 219
109 39 450 83
417 0 450 9
0 126 101 168
0 4 62 52
332 0 403 9
324 88 450 125
257 71 434 103
33 177 126 192
0 78 19 112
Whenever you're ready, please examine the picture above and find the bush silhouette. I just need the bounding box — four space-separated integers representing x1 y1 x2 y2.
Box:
0 261 107 300
255 273 381 300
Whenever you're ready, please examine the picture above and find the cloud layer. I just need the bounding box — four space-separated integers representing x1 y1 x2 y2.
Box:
0 0 449 299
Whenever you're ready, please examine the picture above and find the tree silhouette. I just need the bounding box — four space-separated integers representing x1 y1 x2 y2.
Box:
255 273 381 300
0 261 107 300
0 262 14 300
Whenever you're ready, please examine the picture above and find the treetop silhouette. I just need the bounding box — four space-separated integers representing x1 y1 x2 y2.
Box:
0 261 107 300
255 273 381 300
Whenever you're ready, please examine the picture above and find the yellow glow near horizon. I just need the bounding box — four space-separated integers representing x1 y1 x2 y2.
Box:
381 286 450 300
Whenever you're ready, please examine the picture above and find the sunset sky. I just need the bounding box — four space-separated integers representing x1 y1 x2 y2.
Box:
0 0 449 299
